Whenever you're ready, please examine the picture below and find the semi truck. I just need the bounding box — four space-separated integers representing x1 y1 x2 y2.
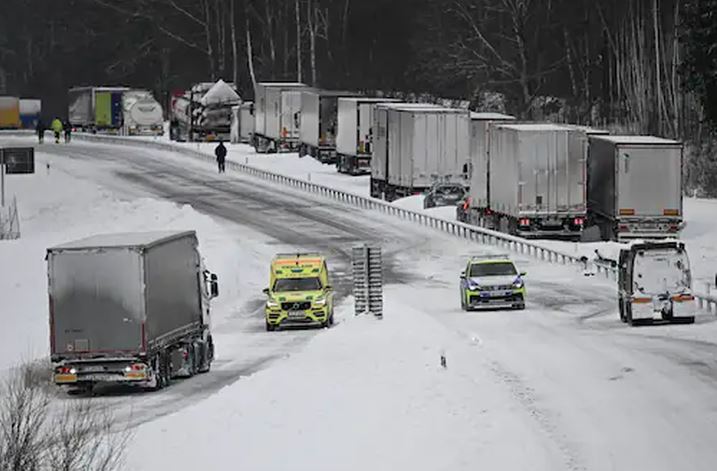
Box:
586 135 683 240
121 90 164 136
457 112 515 223
336 97 400 175
0 97 21 129
19 99 42 129
231 101 254 144
616 240 695 325
370 103 470 202
299 89 361 164
68 86 130 131
49 231 219 393
253 82 307 153
485 123 588 238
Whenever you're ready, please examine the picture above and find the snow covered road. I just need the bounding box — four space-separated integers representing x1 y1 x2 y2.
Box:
3 137 717 470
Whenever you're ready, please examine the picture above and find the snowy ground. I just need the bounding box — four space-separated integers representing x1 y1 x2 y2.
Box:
3 136 717 470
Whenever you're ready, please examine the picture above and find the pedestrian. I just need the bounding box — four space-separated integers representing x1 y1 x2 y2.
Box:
215 139 227 173
36 119 45 144
51 118 63 144
63 120 72 143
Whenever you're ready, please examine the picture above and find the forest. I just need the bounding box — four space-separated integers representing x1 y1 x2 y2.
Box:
0 0 715 195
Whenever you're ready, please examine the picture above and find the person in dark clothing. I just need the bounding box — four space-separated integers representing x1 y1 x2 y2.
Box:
215 140 227 173
63 121 72 143
36 120 45 144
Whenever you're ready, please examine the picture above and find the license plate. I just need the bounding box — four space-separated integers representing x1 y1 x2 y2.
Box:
84 365 105 373
85 374 114 382
288 310 306 320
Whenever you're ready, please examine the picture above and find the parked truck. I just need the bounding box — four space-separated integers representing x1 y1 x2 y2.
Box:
370 103 470 201
486 123 589 238
19 99 42 129
586 135 683 241
0 97 21 129
68 86 130 131
299 89 361 164
253 82 307 153
49 231 219 393
231 101 254 144
457 112 516 223
336 97 400 175
122 90 164 136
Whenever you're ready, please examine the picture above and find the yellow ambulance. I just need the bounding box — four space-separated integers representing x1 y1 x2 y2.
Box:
263 253 335 331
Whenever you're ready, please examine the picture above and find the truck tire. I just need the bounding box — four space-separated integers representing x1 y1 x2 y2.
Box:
618 296 626 322
624 303 635 326
198 337 214 373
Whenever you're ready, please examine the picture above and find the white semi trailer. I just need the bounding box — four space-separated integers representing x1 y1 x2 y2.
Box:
336 97 400 175
487 123 588 238
457 112 515 223
299 89 361 164
586 135 683 240
370 103 470 201
253 82 307 153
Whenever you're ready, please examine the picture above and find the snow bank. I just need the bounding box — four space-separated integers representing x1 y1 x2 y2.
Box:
0 152 245 372
127 289 562 471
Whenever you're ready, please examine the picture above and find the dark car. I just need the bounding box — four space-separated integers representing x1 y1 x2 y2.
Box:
424 183 468 209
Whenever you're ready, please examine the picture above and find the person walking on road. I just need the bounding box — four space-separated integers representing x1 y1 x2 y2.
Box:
51 118 63 144
36 119 45 144
215 140 227 173
63 120 72 143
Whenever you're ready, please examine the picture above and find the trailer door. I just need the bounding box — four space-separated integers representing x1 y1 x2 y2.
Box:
50 249 144 356
617 146 682 217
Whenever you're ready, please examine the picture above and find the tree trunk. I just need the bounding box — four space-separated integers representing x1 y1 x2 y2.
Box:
202 0 217 79
308 0 317 86
295 0 302 82
230 0 239 90
245 9 257 90
265 0 276 78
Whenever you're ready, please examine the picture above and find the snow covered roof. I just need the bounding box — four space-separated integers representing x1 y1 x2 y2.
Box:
470 112 515 121
201 79 240 106
591 135 681 146
564 125 609 135
50 231 196 250
339 97 402 104
257 82 307 87
302 89 362 97
498 123 573 132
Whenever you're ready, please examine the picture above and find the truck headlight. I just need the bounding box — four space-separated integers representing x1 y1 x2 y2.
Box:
266 299 279 308
313 297 327 307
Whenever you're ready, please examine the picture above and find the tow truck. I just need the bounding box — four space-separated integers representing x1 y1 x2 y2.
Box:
263 253 335 331
460 255 526 311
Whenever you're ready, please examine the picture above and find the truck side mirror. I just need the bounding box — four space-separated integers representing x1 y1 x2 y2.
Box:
210 275 219 298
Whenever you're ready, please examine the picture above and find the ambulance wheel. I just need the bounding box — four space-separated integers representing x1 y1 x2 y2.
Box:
266 322 276 332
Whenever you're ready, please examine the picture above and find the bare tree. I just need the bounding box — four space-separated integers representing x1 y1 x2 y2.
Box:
0 363 132 471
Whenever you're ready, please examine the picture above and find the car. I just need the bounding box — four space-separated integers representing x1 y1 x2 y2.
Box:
263 253 335 331
460 255 526 311
424 183 468 209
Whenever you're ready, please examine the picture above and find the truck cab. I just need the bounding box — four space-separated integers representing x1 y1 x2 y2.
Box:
263 253 335 331
618 240 695 325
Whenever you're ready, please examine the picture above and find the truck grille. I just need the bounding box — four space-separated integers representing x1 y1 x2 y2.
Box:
483 285 513 291
281 301 311 311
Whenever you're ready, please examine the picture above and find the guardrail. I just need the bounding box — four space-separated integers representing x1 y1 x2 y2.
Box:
15 131 717 315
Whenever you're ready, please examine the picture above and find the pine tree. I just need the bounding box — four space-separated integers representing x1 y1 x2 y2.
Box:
682 0 717 131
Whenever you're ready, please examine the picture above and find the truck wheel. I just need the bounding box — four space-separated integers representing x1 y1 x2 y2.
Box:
624 303 635 326
618 297 626 322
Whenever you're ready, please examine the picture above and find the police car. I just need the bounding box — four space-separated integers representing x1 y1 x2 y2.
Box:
460 255 526 311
